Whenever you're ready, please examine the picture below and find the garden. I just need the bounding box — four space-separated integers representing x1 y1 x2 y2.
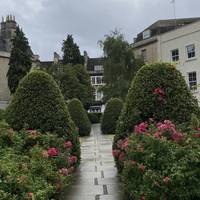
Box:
1 57 200 200
0 71 82 199
111 62 200 200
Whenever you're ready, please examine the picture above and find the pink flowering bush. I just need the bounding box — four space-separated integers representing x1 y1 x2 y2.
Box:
114 120 200 200
0 121 80 200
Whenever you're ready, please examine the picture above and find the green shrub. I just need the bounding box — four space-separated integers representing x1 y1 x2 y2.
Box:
88 113 102 124
116 63 200 139
68 98 91 136
0 109 5 121
101 98 123 134
117 121 200 200
0 122 80 200
6 70 74 134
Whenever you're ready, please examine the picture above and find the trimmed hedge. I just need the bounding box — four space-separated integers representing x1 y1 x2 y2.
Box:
116 63 200 139
68 98 91 136
6 70 74 135
101 98 123 134
116 121 200 200
0 109 5 121
88 112 102 124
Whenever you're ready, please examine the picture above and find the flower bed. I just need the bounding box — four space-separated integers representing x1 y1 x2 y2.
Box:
113 119 200 200
0 121 80 200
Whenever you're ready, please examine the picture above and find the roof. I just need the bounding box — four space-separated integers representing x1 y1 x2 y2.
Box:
134 17 200 43
40 61 54 69
87 57 104 71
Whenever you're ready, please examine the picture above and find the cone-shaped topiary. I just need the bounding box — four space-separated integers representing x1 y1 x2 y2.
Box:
101 98 123 134
68 98 91 136
116 63 200 139
6 70 74 134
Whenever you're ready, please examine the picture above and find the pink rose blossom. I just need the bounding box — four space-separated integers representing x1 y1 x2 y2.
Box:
28 192 33 198
192 133 200 137
139 163 145 172
134 122 148 134
163 176 170 185
121 138 129 150
112 149 119 157
65 141 73 149
153 88 165 96
131 160 136 166
154 132 160 139
119 152 126 162
117 139 123 148
69 155 78 165
171 132 183 142
47 148 59 157
59 168 69 176
140 195 145 200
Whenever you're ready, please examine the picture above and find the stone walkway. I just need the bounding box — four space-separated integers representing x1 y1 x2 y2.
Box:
62 124 122 200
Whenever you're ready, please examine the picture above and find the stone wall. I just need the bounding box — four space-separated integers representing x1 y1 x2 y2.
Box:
0 51 10 102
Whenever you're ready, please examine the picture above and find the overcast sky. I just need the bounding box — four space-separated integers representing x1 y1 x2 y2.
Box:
0 0 199 61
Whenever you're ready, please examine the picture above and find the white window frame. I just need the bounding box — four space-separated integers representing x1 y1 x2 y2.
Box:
186 44 195 59
90 76 104 85
171 49 179 62
188 71 197 90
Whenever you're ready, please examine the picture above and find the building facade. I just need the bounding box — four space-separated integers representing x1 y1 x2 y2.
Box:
86 56 105 113
133 18 200 103
0 15 17 108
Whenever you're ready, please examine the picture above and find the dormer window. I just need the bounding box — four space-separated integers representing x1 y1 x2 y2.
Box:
143 30 151 39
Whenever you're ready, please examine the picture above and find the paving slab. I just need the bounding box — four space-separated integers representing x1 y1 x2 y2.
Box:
62 124 122 200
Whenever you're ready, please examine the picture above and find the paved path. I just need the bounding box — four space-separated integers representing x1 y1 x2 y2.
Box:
62 124 122 200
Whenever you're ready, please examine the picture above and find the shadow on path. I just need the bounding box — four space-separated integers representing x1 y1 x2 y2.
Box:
61 124 123 200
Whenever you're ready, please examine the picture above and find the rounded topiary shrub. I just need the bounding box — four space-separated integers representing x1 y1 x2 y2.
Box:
6 70 74 134
68 98 91 136
116 63 200 139
101 98 123 134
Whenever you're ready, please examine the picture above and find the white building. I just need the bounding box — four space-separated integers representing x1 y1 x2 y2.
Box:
133 18 200 103
86 57 105 113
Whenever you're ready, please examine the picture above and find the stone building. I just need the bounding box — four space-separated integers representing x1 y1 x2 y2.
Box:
41 52 105 113
0 15 17 108
133 17 200 103
84 52 105 113
0 15 39 108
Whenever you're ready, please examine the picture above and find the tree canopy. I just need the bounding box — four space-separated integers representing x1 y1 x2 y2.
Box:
62 34 84 65
7 26 32 94
43 64 94 110
99 30 144 101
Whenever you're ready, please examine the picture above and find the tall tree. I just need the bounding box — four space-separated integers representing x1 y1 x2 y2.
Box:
44 64 94 110
7 26 32 94
62 34 84 65
99 30 144 101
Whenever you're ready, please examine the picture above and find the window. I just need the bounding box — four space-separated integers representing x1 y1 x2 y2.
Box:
96 76 103 85
143 30 151 39
188 72 197 90
91 76 104 85
91 77 95 85
171 49 179 61
94 65 103 71
186 44 195 59
141 49 147 62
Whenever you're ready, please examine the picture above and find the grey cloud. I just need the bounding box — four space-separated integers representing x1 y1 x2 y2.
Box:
0 0 200 60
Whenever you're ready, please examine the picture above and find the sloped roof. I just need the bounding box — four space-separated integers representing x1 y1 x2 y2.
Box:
134 17 200 43
87 57 104 71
